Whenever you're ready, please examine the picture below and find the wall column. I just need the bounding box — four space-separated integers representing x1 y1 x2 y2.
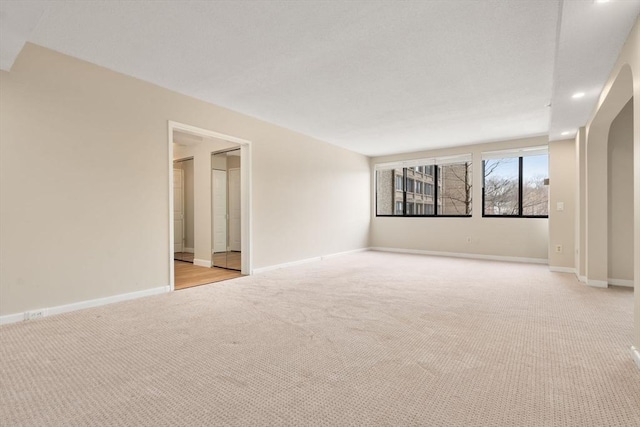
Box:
584 127 609 288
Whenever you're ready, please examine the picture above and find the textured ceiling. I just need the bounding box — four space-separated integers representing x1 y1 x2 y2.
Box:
1 1 639 156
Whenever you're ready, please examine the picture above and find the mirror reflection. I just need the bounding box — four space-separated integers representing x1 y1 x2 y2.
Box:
173 157 195 263
212 149 241 271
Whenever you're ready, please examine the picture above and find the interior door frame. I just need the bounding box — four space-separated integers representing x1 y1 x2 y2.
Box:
172 166 185 253
168 121 253 291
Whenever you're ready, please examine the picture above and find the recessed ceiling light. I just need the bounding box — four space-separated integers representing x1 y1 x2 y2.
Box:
572 92 585 99
595 0 610 4
561 131 572 136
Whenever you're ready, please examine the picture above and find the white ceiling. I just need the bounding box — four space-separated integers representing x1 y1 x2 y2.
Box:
549 0 640 141
1 1 639 157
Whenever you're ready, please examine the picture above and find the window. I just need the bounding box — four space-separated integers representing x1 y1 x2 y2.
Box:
522 155 549 216
406 178 415 193
376 168 404 215
425 183 433 196
439 162 473 215
482 148 548 217
395 174 403 191
407 202 415 215
395 201 403 215
375 154 472 217
483 158 519 215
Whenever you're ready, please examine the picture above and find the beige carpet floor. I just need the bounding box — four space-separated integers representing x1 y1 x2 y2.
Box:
1 251 639 426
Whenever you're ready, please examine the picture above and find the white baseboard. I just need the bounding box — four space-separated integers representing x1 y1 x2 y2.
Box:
193 258 212 268
0 312 25 325
577 275 586 283
0 286 170 325
184 247 194 253
549 266 576 274
608 278 634 288
632 346 640 370
587 279 608 288
320 248 370 260
370 247 548 265
253 248 370 274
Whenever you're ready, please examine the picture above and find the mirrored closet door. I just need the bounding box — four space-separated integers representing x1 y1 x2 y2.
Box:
211 149 241 271
173 158 195 263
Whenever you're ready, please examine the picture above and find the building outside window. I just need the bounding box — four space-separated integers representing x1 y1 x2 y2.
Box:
375 154 472 216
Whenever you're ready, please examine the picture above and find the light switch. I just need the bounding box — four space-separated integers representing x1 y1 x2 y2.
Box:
557 202 564 211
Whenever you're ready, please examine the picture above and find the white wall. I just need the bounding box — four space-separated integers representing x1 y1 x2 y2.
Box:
608 99 634 281
0 44 370 317
549 139 576 269
370 136 549 261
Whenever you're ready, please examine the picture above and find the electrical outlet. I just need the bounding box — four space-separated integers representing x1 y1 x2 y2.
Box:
24 309 46 321
555 245 562 253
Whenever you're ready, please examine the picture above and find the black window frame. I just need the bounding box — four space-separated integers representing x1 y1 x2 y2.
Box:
481 156 548 218
376 164 472 218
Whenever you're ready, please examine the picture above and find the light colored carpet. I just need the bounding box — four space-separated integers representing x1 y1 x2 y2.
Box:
1 251 638 426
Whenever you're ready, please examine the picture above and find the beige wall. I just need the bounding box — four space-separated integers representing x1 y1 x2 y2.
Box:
548 139 576 269
0 44 370 317
582 17 638 348
370 136 549 261
608 99 634 281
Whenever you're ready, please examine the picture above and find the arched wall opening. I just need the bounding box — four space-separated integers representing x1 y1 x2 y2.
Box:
585 65 633 287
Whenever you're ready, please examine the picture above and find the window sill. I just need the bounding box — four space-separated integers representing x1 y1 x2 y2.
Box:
375 215 472 218
482 215 549 219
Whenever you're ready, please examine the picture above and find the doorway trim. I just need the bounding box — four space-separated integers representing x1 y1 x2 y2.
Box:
168 121 253 291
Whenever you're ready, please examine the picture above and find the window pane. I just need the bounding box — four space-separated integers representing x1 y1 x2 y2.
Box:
483 158 519 215
376 169 404 215
395 174 403 190
438 162 473 215
412 165 435 216
406 178 415 193
522 155 549 216
425 183 433 196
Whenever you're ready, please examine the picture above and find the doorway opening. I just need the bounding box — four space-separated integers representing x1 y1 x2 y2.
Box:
168 121 252 291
